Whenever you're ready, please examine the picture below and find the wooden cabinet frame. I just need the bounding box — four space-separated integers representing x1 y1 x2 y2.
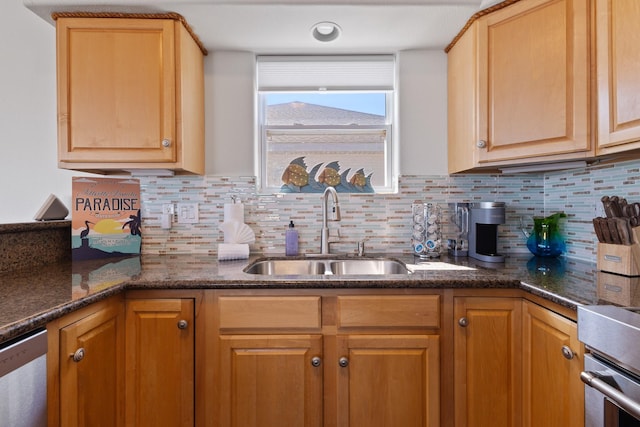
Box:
55 16 205 174
47 287 582 427
448 0 593 173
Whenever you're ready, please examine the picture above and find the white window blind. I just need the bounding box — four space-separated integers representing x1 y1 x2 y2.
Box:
257 55 395 91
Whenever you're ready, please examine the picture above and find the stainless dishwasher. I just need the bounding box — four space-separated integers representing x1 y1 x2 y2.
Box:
0 328 47 427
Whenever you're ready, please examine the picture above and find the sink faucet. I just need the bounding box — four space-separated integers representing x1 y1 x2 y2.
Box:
320 187 341 254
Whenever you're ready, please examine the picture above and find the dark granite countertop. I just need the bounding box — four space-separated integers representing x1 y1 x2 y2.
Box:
0 252 606 345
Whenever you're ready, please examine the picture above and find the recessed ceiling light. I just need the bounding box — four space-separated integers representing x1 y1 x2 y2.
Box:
311 21 341 42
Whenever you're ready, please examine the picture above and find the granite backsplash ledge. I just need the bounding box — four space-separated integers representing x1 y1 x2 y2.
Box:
0 221 71 274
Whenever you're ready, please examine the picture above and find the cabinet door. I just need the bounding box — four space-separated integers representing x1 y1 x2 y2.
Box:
453 297 522 427
596 0 640 154
56 18 176 164
336 334 440 427
476 0 590 163
59 300 125 427
447 21 481 173
218 334 323 427
125 298 194 427
522 301 583 427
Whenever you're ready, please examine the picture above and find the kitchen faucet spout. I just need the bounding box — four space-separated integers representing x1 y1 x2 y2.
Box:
320 187 341 254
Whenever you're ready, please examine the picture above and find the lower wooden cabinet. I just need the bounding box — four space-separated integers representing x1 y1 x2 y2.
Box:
336 334 440 427
218 334 324 427
214 292 441 427
522 300 584 427
47 294 125 427
125 297 195 427
46 287 583 427
453 296 522 427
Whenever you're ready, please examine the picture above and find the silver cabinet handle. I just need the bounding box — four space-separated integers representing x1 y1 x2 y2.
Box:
311 357 322 367
458 317 469 327
162 138 171 148
70 348 85 363
581 371 640 420
177 320 188 330
476 140 487 149
338 357 349 368
561 345 574 360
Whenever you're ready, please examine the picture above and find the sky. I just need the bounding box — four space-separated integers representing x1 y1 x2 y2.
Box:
265 92 386 116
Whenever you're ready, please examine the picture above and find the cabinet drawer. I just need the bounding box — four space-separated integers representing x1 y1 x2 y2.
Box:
337 295 440 328
218 296 321 330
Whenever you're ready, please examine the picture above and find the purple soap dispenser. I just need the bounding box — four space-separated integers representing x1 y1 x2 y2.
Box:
285 220 299 256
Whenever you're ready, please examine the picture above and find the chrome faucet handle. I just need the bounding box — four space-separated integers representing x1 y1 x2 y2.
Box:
357 241 365 257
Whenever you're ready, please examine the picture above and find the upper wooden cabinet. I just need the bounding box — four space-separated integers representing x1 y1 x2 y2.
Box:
54 15 206 175
447 0 592 173
595 0 640 155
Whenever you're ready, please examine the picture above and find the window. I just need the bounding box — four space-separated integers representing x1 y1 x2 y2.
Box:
256 55 396 193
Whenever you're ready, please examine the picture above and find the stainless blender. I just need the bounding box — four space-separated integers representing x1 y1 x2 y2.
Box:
448 203 469 257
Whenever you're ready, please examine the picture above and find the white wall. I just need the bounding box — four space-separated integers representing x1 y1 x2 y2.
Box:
204 49 449 177
398 50 448 176
1 1 449 223
1 0 79 223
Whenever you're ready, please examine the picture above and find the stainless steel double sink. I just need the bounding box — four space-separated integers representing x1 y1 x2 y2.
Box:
244 257 411 276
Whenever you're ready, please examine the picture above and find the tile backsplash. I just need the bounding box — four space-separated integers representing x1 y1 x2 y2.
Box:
138 158 640 262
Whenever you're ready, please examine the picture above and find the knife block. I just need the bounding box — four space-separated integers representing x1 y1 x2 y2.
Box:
597 243 640 276
597 226 640 276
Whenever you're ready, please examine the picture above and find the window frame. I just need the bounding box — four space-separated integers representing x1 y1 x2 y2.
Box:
255 55 398 194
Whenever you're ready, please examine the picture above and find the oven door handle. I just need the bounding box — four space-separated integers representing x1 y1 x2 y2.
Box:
581 370 640 420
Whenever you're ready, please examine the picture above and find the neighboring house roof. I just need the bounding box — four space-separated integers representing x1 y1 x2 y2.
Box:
267 102 385 126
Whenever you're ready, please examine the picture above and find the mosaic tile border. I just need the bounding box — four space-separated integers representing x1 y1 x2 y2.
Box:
137 158 640 262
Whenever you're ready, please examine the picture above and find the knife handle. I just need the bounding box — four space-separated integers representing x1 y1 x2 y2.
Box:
614 218 632 245
607 218 621 244
592 218 605 243
597 218 611 243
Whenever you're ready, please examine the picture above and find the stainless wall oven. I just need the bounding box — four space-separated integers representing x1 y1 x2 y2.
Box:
578 305 640 426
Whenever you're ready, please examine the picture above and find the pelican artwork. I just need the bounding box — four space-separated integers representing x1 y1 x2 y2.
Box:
80 220 93 239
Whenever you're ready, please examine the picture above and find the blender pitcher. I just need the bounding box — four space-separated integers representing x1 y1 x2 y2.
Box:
448 203 469 257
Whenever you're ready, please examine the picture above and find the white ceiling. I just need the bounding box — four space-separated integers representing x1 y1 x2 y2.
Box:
24 0 500 54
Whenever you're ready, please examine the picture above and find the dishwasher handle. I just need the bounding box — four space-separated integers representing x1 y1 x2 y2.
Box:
0 328 47 377
581 370 640 420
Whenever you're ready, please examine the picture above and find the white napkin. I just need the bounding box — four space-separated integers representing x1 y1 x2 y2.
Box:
219 220 255 244
218 243 250 261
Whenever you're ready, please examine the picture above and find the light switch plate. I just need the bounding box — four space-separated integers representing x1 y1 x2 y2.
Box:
177 203 199 224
